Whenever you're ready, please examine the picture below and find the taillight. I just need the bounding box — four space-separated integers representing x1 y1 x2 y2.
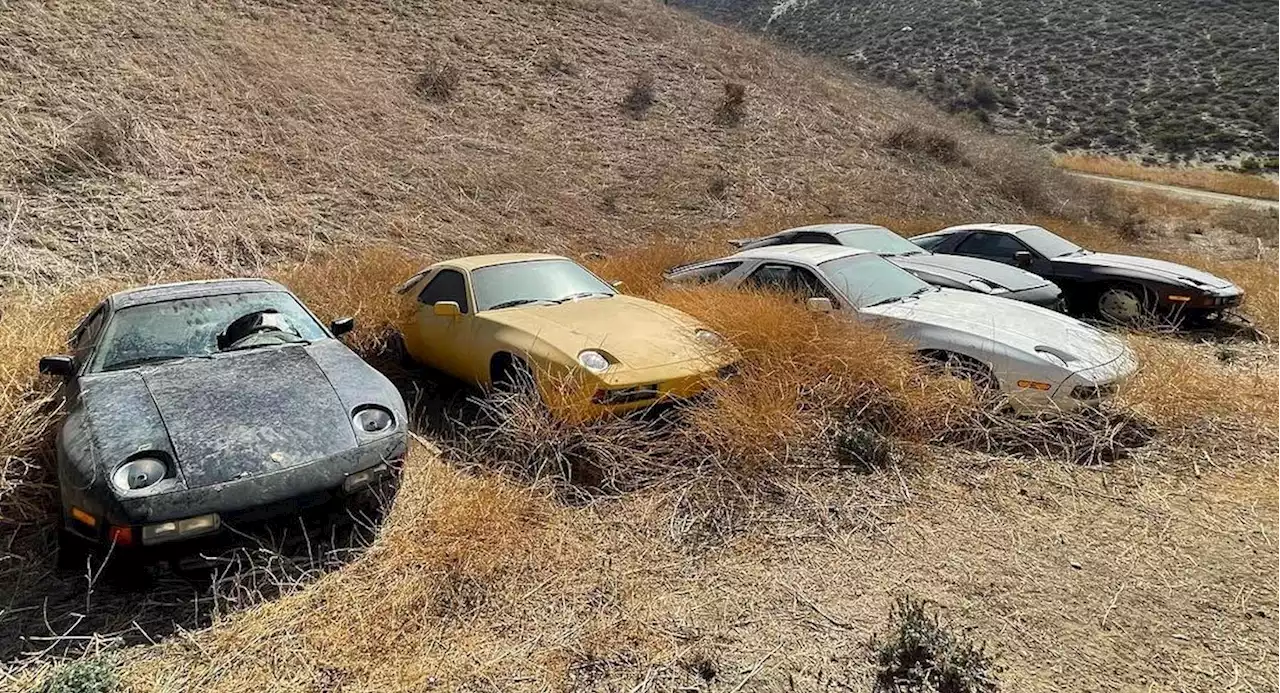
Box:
108 525 135 547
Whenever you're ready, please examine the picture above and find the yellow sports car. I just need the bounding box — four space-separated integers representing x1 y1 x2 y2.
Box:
395 254 740 419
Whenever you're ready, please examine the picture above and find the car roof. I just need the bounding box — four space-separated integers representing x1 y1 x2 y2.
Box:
780 222 891 236
432 253 567 271
935 223 1044 236
108 278 287 309
732 243 873 265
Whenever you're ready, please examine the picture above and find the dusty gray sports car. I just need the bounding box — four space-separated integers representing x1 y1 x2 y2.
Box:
41 279 407 557
729 223 1064 309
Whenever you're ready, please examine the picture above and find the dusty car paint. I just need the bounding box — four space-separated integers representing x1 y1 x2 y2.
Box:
48 279 408 552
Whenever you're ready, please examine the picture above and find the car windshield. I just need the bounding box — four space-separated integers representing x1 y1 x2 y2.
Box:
817 254 935 309
93 291 327 372
835 227 925 256
472 259 615 311
1017 226 1084 258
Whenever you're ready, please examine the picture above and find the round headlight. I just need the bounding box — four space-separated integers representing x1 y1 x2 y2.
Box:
695 329 725 346
112 457 167 493
577 350 610 373
1035 348 1069 368
967 279 995 294
353 406 395 434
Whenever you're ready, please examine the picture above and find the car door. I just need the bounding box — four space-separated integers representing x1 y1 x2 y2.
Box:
405 268 480 381
952 231 1050 275
741 262 842 308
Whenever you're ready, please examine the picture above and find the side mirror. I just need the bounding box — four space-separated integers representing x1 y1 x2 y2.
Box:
1013 251 1033 269
433 301 461 318
610 280 625 292
39 355 75 377
806 297 834 313
330 317 355 337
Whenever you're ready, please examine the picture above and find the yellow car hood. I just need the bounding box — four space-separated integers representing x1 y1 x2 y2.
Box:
481 295 724 369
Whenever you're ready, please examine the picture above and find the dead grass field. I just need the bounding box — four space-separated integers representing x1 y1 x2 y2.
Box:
0 0 1277 691
1057 154 1279 201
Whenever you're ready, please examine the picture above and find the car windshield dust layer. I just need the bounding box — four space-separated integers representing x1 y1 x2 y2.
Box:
818 254 934 308
472 259 615 311
94 291 327 372
835 227 923 256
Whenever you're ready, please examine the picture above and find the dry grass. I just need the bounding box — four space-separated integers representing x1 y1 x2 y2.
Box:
1058 154 1279 200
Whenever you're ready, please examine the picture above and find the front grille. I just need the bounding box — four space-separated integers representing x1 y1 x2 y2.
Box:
593 384 661 405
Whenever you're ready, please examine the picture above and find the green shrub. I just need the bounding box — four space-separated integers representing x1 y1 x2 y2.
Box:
869 596 1001 693
38 657 118 693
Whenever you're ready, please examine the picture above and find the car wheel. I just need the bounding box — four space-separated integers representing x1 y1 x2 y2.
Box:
921 350 997 391
492 354 538 395
1096 284 1149 324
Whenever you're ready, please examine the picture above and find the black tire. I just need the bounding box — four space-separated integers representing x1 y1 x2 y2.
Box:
55 527 93 573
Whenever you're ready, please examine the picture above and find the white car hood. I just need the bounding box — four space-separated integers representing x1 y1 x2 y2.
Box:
863 289 1127 370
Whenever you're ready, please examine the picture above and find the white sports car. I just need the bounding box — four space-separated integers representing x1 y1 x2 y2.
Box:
666 244 1139 411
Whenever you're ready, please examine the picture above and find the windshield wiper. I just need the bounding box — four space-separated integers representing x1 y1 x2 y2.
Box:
102 354 206 371
488 298 555 310
554 291 612 303
866 295 906 307
222 335 309 353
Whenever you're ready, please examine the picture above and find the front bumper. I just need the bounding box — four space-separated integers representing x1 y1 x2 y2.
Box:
1049 349 1140 411
65 433 408 550
1165 286 1244 312
544 353 740 420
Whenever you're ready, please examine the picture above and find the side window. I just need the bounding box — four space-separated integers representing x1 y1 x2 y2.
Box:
956 232 1028 262
71 307 106 351
417 269 470 314
744 264 839 306
912 235 947 251
670 262 742 284
791 232 839 245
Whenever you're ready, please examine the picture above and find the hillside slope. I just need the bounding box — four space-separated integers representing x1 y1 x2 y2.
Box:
675 0 1280 162
0 0 1079 288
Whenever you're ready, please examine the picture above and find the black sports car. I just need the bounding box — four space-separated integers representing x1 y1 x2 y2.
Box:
910 224 1245 324
729 223 1063 309
40 279 408 557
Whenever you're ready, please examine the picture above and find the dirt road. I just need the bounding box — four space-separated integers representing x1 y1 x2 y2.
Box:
1068 172 1279 211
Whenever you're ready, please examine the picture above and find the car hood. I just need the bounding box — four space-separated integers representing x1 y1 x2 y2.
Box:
480 295 721 369
81 346 358 490
894 253 1049 291
864 289 1127 369
1057 252 1236 290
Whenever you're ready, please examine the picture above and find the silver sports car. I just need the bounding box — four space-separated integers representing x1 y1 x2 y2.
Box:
728 223 1063 309
668 244 1138 411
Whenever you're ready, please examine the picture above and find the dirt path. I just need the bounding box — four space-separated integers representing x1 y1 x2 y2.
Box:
1068 172 1279 211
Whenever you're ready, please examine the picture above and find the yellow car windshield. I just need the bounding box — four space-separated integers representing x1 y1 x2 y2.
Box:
472 259 615 312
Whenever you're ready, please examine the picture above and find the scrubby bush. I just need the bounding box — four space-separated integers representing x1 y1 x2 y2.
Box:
415 60 460 102
39 656 118 693
869 596 1001 693
882 124 966 166
622 71 656 118
714 82 747 127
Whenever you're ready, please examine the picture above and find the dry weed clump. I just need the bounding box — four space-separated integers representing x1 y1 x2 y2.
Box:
1057 154 1279 201
714 82 747 127
881 124 966 166
413 60 460 102
621 71 656 118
